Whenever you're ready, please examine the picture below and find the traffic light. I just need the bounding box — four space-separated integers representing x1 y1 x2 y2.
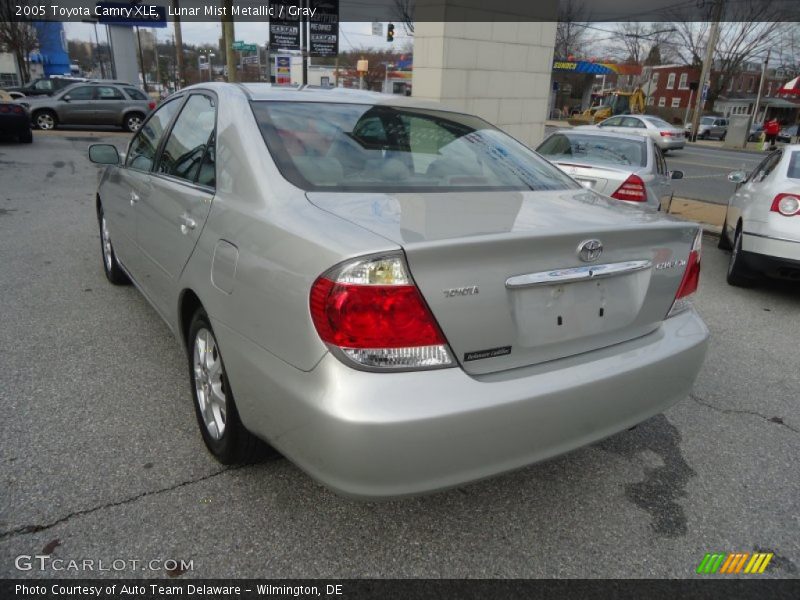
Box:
387 23 395 43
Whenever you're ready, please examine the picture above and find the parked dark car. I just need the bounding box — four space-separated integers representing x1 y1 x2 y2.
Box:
778 125 799 144
6 76 89 97
23 82 155 132
0 90 32 143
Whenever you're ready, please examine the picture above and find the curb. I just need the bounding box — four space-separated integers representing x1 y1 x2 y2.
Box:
667 197 724 236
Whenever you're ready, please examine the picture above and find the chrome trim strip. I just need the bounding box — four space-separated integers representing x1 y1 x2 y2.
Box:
505 260 652 289
743 232 800 244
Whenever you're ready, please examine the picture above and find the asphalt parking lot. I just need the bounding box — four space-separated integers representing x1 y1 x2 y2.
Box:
0 132 798 579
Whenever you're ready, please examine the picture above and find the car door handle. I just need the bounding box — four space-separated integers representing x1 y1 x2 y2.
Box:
179 214 196 234
130 191 140 206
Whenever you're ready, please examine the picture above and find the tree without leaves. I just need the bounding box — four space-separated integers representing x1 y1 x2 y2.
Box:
0 0 38 83
667 0 792 106
608 23 676 66
555 0 590 59
393 0 414 36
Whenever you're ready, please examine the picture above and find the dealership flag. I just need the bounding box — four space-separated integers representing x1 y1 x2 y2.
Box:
778 76 800 96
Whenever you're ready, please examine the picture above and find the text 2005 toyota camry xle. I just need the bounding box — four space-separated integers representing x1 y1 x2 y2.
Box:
89 84 708 498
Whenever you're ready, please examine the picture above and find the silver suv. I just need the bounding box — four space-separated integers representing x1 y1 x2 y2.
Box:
23 81 154 132
685 116 728 140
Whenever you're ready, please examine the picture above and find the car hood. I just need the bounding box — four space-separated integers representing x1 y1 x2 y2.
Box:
306 188 667 246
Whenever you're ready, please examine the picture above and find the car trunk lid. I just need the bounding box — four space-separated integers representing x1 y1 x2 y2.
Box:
307 189 698 375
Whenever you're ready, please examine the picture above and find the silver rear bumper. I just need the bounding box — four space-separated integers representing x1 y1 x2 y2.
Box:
214 308 708 499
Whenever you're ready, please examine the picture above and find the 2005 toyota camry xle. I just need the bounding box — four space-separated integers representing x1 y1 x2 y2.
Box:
88 84 708 498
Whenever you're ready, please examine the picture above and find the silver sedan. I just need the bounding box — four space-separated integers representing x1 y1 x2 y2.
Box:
536 129 683 211
721 146 800 285
590 114 686 151
89 84 708 498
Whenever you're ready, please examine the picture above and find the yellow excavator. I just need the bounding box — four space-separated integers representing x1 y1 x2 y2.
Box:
568 88 646 125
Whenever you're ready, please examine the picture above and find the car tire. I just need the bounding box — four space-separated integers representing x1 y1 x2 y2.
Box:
33 110 57 130
188 309 274 465
98 205 130 285
700 131 709 140
720 132 727 141
726 225 757 287
123 112 145 133
19 129 33 144
717 216 732 250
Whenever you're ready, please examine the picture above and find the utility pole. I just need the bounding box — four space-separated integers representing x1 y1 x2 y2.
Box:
748 48 770 148
689 0 723 142
301 0 308 86
172 0 185 88
222 0 237 82
135 26 149 93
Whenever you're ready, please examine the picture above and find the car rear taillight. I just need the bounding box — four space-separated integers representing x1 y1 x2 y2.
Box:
667 228 702 317
310 254 453 370
12 105 23 114
660 131 674 137
611 174 646 202
770 193 800 217
148 101 156 110
0 105 9 113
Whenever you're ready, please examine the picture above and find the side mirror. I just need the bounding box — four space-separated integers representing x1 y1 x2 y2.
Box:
89 144 120 165
727 170 747 184
62 95 71 102
670 170 684 180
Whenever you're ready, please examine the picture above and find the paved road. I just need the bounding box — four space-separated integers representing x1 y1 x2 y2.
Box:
666 145 766 205
1 134 799 579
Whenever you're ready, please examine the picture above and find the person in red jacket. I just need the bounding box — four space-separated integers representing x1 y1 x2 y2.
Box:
764 118 780 149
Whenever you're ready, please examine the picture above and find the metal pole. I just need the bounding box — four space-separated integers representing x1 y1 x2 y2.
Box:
689 1 722 141
301 0 308 86
751 49 770 129
172 0 185 88
91 22 106 79
154 28 161 95
222 0 237 82
136 26 149 92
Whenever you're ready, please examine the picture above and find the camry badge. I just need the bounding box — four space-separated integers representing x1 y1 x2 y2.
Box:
577 239 603 263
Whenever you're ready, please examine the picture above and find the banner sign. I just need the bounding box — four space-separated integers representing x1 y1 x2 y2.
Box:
269 0 301 51
309 0 339 57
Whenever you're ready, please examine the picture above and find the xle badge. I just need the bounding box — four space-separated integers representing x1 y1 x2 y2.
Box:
464 346 512 362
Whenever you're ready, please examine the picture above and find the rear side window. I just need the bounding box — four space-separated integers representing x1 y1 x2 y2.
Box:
64 86 94 100
787 152 800 180
126 97 182 171
156 94 216 185
124 87 148 101
95 86 124 100
537 133 647 168
251 101 578 192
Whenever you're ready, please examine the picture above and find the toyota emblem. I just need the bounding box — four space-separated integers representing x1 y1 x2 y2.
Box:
577 239 603 262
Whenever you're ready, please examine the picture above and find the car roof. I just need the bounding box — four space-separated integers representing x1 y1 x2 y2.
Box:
182 82 456 113
553 128 653 143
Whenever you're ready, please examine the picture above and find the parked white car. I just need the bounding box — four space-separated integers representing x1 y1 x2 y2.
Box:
721 146 800 285
587 114 686 152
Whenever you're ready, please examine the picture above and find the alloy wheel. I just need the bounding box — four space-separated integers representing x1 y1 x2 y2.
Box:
36 113 55 130
193 328 227 441
101 216 113 272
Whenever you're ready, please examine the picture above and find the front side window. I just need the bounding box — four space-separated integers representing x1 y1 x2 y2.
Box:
63 86 94 100
252 102 578 192
126 97 182 172
95 86 124 100
156 94 216 185
537 133 647 168
622 117 645 129
598 116 622 127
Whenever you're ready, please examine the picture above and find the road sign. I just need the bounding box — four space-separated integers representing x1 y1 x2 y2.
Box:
372 22 382 36
309 0 339 58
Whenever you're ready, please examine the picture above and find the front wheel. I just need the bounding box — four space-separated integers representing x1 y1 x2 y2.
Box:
727 226 757 287
188 310 273 464
98 206 130 285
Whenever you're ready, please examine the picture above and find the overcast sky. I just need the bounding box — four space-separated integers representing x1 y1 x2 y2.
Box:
64 21 410 53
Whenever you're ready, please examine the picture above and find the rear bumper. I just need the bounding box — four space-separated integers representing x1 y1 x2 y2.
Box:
0 114 30 133
659 137 685 150
214 309 708 499
742 232 800 262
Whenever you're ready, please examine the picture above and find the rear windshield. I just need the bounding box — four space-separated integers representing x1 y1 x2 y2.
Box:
701 117 715 125
251 101 578 192
536 133 647 168
643 116 673 129
788 151 800 179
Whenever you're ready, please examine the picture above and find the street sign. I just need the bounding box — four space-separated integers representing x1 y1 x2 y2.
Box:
269 0 301 51
234 43 257 52
372 22 382 36
309 0 339 58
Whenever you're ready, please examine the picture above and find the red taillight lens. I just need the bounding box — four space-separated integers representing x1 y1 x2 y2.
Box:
0 105 9 113
148 101 156 110
611 174 646 202
770 193 800 217
660 131 673 137
668 229 702 317
310 255 453 369
12 105 23 114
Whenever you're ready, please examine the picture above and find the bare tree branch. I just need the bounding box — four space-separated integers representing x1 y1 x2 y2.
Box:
0 0 38 83
394 0 414 36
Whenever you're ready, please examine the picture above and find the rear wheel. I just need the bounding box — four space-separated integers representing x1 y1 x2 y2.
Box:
717 216 732 250
33 110 57 130
188 310 273 464
726 225 757 287
123 112 145 133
